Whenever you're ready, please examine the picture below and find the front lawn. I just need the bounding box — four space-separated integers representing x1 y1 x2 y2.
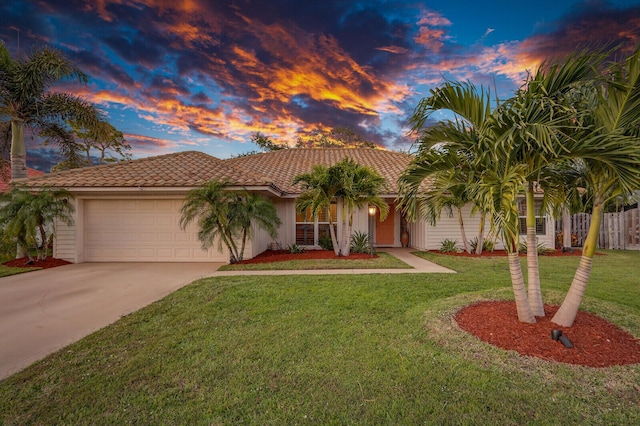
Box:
1 251 639 424
218 251 410 270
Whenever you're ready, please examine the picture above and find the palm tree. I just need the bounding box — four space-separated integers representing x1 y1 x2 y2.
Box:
0 186 74 262
494 50 603 317
399 125 481 254
228 191 281 262
0 42 99 179
552 46 640 326
180 180 281 263
399 80 540 322
294 159 388 256
293 164 342 255
334 158 389 256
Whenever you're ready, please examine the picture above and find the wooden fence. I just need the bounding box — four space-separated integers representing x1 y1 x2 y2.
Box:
556 208 640 250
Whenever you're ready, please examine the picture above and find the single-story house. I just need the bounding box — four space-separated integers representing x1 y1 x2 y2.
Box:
16 148 555 263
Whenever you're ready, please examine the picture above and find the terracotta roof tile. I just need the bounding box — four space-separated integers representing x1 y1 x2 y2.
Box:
20 148 415 195
20 151 271 189
225 148 412 194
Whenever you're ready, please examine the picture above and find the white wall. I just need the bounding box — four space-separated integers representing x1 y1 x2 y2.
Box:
53 198 78 262
409 202 556 252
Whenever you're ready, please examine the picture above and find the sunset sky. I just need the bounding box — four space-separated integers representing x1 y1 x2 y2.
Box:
2 0 640 170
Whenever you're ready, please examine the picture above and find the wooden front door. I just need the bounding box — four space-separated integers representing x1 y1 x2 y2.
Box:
375 204 395 245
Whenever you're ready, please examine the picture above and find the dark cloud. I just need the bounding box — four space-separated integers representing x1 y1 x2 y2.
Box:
72 50 136 89
515 2 640 64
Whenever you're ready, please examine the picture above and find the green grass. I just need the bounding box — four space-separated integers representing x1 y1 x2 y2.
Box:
0 265 36 277
218 251 411 270
1 251 639 424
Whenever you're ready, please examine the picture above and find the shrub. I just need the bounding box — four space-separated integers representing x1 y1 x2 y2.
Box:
350 231 371 254
439 239 459 253
519 240 554 255
470 237 495 253
318 235 333 251
287 243 305 254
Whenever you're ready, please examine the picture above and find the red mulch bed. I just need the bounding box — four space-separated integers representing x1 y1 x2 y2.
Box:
431 249 600 257
235 249 377 264
3 257 72 269
456 301 640 367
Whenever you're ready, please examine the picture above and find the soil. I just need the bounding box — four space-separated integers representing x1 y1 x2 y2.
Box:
456 301 640 367
235 249 378 264
431 249 599 257
3 257 72 269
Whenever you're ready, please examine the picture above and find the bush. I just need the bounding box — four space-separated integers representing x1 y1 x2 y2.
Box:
518 240 554 255
439 239 459 253
0 232 16 262
350 231 372 254
318 235 333 251
469 237 495 253
287 243 305 254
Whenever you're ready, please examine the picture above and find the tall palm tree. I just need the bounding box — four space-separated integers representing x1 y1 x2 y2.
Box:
180 180 281 264
399 81 535 322
0 186 74 262
552 46 640 326
495 50 603 317
0 42 98 179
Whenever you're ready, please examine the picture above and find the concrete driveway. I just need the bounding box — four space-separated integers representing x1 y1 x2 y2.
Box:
0 262 220 380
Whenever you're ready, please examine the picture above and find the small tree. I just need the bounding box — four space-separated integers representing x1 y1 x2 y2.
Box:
294 158 388 256
42 119 131 170
180 180 281 263
0 186 74 262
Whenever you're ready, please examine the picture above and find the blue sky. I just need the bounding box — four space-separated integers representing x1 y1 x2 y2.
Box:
1 0 640 170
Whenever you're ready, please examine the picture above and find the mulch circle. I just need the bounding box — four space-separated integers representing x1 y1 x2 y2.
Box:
234 249 377 264
455 300 640 368
3 257 72 269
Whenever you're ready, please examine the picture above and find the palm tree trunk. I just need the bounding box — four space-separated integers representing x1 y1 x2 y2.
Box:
342 212 353 257
551 201 603 327
238 228 247 262
11 119 28 180
508 252 536 323
475 213 485 255
38 223 48 261
457 207 471 254
328 219 339 256
525 185 544 316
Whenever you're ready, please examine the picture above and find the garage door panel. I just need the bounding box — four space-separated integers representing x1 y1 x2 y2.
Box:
84 199 226 262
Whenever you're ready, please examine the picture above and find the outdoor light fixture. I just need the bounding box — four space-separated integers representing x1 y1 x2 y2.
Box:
368 206 376 258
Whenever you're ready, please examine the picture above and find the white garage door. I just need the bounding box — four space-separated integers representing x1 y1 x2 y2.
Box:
84 199 227 262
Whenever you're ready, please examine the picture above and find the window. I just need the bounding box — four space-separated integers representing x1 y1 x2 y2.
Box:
296 203 337 245
518 199 546 235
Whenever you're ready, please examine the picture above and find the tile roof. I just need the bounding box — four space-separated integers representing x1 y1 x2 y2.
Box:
20 148 414 195
226 148 412 195
20 151 271 189
0 165 44 193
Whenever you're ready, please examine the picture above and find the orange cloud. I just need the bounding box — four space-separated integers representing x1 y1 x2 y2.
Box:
414 11 451 52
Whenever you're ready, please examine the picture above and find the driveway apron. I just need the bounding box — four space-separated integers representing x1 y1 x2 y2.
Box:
0 262 220 380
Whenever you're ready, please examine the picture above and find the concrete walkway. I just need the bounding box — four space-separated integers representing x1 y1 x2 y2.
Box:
213 247 455 276
0 249 451 380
